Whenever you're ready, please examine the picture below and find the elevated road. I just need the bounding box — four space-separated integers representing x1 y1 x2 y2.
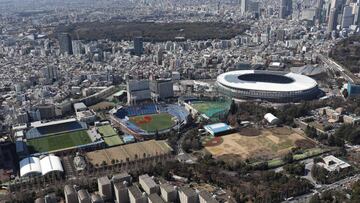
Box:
318 54 360 84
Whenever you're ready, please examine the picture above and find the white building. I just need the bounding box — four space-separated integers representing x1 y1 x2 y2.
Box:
317 155 351 172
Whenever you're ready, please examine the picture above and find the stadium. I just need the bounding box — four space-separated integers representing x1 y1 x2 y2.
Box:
216 70 320 102
26 118 104 155
111 103 189 139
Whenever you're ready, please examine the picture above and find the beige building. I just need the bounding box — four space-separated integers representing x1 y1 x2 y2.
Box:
139 174 159 195
160 183 178 202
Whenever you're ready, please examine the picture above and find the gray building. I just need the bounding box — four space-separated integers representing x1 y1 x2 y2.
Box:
58 33 73 55
199 190 218 203
114 182 130 203
98 176 113 201
64 185 78 203
78 190 91 203
179 187 198 203
150 79 174 100
128 185 147 203
148 193 165 203
112 172 133 184
139 174 159 195
160 183 178 203
133 37 144 56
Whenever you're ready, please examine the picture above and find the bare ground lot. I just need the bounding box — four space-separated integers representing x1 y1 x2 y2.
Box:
206 127 315 161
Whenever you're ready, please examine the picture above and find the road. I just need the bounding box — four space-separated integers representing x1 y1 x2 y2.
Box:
285 174 360 203
318 54 358 84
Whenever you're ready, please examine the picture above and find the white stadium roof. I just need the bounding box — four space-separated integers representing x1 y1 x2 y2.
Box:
20 155 63 177
20 157 42 177
217 70 317 92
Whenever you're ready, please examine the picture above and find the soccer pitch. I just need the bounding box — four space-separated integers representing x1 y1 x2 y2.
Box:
27 130 92 153
129 113 175 132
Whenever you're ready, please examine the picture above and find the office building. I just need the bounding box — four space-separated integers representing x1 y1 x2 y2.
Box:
58 33 73 55
240 0 250 14
280 0 292 19
42 66 59 83
139 174 159 195
98 176 113 201
150 79 174 100
341 6 354 28
328 8 338 32
133 37 144 56
64 185 78 203
127 80 151 105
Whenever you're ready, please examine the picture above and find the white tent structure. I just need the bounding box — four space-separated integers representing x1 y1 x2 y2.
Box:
20 154 63 177
264 113 280 125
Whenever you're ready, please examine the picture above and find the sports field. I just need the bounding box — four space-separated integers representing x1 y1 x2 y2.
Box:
98 125 117 137
27 130 92 153
191 100 230 118
97 125 123 146
129 113 175 132
206 127 315 160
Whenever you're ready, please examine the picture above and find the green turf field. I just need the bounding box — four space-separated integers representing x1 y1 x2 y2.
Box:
129 113 175 132
191 100 231 118
98 125 117 137
27 130 92 153
104 136 124 146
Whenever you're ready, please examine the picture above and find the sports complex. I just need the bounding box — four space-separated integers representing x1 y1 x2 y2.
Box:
111 104 189 139
26 118 104 155
216 70 320 102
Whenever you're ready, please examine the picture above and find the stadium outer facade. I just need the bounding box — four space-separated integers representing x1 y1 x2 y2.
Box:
216 70 319 102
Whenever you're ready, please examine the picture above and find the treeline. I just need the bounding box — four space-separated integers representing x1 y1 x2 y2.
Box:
151 158 313 203
330 36 360 74
56 22 249 42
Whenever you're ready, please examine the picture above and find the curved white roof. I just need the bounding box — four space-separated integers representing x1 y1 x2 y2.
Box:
217 70 318 92
20 157 42 177
19 155 63 177
40 155 64 175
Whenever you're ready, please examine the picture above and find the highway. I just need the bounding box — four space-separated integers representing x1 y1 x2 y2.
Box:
318 54 358 84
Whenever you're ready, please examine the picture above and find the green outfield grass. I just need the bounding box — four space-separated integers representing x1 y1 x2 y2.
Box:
98 125 117 137
104 135 124 146
27 130 92 153
129 113 175 133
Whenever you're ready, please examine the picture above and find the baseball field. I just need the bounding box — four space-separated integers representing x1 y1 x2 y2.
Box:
129 113 175 132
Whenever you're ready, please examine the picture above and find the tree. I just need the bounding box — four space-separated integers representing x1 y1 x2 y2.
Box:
229 100 237 115
305 126 317 138
309 194 320 203
283 152 294 164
